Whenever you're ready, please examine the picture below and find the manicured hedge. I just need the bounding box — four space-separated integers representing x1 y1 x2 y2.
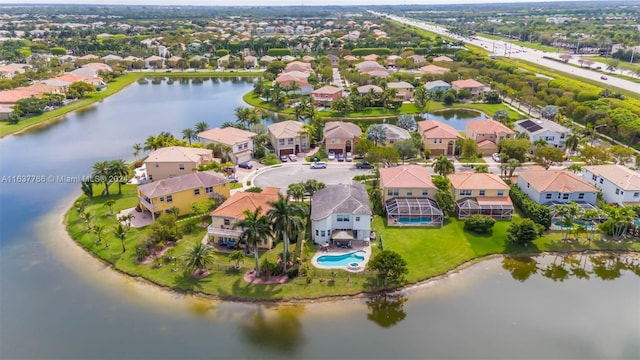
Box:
215 49 229 57
351 48 392 56
509 185 552 229
267 48 292 57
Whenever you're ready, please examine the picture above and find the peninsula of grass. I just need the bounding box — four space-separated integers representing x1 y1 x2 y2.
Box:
476 32 563 53
65 184 640 302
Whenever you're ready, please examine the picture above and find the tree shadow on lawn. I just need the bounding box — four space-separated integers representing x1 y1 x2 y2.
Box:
503 242 541 255
172 271 209 292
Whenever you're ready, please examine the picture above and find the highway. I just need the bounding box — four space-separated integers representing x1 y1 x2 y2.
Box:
374 12 640 95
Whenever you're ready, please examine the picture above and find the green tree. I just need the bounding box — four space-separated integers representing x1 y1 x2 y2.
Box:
93 224 105 245
366 124 387 146
434 189 455 217
366 146 400 167
397 114 417 132
235 207 272 277
464 214 496 233
581 145 611 165
354 138 374 158
103 199 116 215
182 128 197 145
600 205 635 240
303 179 326 196
493 109 510 123
563 132 582 155
610 145 634 165
432 155 455 176
108 159 129 195
368 250 408 290
113 223 128 253
533 146 564 169
132 143 142 162
92 160 112 196
394 139 418 163
229 250 245 269
195 121 209 133
499 138 531 162
182 242 215 278
68 81 96 98
287 183 306 202
461 138 478 160
540 105 559 120
267 196 306 275
506 218 544 246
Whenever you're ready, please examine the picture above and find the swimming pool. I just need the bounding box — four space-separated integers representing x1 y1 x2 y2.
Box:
553 220 595 230
316 250 366 268
397 217 432 225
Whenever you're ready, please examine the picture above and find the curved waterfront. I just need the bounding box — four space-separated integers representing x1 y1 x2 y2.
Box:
1 80 639 359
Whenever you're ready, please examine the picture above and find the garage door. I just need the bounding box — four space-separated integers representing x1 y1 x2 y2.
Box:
279 148 294 156
329 148 343 154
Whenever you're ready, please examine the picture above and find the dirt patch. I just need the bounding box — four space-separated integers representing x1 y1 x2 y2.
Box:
243 270 289 285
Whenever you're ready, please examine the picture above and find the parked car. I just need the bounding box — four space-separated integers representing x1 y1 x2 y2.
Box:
224 166 236 173
280 155 288 162
337 153 345 162
328 151 336 160
355 161 372 169
238 162 253 169
288 154 297 162
310 162 327 169
600 75 608 80
346 152 353 162
492 153 501 162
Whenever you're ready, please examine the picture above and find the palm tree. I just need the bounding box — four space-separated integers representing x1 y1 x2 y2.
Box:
432 155 455 177
366 124 387 146
235 207 272 277
601 205 635 241
104 199 116 215
303 179 325 196
181 128 197 145
118 213 135 230
113 223 128 253
108 159 129 195
533 138 548 149
506 158 520 177
92 161 112 196
564 132 581 156
81 211 92 231
287 183 306 202
267 196 306 275
228 250 245 270
132 143 142 162
93 224 105 245
182 242 215 277
194 121 209 133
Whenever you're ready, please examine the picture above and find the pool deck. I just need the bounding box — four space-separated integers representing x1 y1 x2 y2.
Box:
311 244 372 273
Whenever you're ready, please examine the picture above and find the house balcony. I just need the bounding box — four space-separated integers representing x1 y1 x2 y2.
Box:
207 225 243 238
138 197 156 212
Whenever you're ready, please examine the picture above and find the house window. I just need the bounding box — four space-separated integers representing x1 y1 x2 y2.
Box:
179 164 185 170
205 186 213 193
497 190 504 196
560 133 565 139
166 195 173 202
279 139 285 146
355 216 360 222
439 139 442 144
545 193 552 199
159 197 164 202
315 230 319 236
331 139 336 144
406 190 413 196
460 190 472 196
155 164 159 168
433 139 437 144
422 190 429 196
615 188 620 195
288 138 294 145
387 189 399 196
599 178 604 184
562 193 570 200
194 189 200 195
578 193 585 199
337 215 350 222
224 219 230 226
634 192 640 198
479 190 485 196
592 175 597 181
527 183 530 188
321 230 326 237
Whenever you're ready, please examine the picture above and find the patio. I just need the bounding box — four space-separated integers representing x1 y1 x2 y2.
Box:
385 197 444 227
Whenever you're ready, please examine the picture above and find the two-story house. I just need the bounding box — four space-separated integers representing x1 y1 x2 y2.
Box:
465 119 515 155
379 165 443 226
137 172 230 221
197 127 257 164
207 187 280 249
417 120 463 156
144 146 214 181
448 172 513 219
386 81 415 101
379 124 411 146
424 80 451 93
324 121 361 155
310 85 343 106
451 79 489 97
517 168 598 206
514 119 571 149
311 182 372 246
582 165 640 206
268 120 309 157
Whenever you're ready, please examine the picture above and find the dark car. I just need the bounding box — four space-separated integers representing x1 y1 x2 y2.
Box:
600 75 608 80
337 153 345 162
355 161 372 169
238 162 253 169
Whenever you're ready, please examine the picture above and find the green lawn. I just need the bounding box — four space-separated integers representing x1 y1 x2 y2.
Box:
66 184 640 301
476 33 562 53
456 156 486 164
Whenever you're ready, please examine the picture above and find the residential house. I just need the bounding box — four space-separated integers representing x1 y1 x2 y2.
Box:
343 55 358 62
355 60 385 73
448 172 514 219
310 182 372 246
324 121 361 155
285 61 314 73
281 55 296 63
197 127 257 164
465 119 514 155
417 119 463 156
268 120 309 156
310 85 343 106
0 65 26 79
424 80 451 93
379 165 443 226
144 55 165 69
0 88 40 106
302 55 315 62
137 172 230 220
363 54 379 61
274 73 313 94
387 81 415 101
244 55 258 68
407 54 427 65
582 165 640 205
379 123 411 145
217 55 231 68
357 84 383 96
260 55 276 63
419 65 449 75
327 54 339 68
433 55 454 62
144 146 214 181
517 168 598 205
22 83 65 96
207 187 280 249
451 79 489 97
385 55 402 66
514 119 571 149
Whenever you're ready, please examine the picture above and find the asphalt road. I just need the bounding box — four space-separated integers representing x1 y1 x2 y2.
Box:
376 13 640 95
251 162 372 191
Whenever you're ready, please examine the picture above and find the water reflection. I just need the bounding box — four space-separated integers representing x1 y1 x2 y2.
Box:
239 306 305 355
366 294 408 328
502 254 640 282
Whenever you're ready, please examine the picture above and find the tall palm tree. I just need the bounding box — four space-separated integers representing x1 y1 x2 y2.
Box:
108 159 129 195
235 207 272 277
602 205 636 240
533 138 548 149
267 196 306 275
287 183 306 202
113 223 128 253
104 199 116 215
194 121 209 134
564 132 581 156
182 242 215 277
118 213 135 230
92 161 112 196
181 128 197 145
132 143 142 162
81 211 92 231
93 224 105 245
432 155 455 177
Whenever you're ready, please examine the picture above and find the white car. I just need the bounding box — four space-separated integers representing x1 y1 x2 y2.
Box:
310 162 327 169
492 153 501 162
328 151 336 160
346 152 353 162
288 154 298 162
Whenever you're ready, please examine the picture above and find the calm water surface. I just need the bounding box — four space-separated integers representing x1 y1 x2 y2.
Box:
1 79 639 359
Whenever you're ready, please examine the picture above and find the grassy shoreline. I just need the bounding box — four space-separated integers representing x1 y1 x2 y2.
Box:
64 183 640 303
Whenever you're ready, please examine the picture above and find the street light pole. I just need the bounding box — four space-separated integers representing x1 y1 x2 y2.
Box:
591 124 607 145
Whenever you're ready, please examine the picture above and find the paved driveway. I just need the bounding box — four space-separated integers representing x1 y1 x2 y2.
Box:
252 163 371 191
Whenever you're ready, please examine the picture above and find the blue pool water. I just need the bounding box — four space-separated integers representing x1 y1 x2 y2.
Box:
397 217 432 225
553 220 595 230
317 251 366 267
635 220 640 226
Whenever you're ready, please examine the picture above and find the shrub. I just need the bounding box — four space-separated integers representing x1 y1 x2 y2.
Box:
464 214 496 233
286 268 299 279
215 49 229 57
351 48 392 56
262 153 280 166
506 218 545 246
135 243 150 260
245 187 263 193
267 48 292 57
509 185 552 229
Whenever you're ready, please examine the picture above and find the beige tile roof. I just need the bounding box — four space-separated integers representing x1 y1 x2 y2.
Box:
138 172 228 198
357 84 383 94
477 197 513 206
311 85 342 95
144 146 212 164
387 81 414 89
198 127 257 146
583 165 640 190
448 172 510 190
452 79 486 89
466 119 514 135
433 56 454 62
419 65 449 74
268 120 304 139
324 121 362 139
417 120 462 139
210 187 280 219
519 169 597 193
477 139 497 149
380 165 437 189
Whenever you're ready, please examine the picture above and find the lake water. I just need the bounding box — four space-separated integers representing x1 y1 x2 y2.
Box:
1 79 639 359
426 108 488 130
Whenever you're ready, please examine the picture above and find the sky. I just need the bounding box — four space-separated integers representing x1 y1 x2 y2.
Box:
3 0 592 6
